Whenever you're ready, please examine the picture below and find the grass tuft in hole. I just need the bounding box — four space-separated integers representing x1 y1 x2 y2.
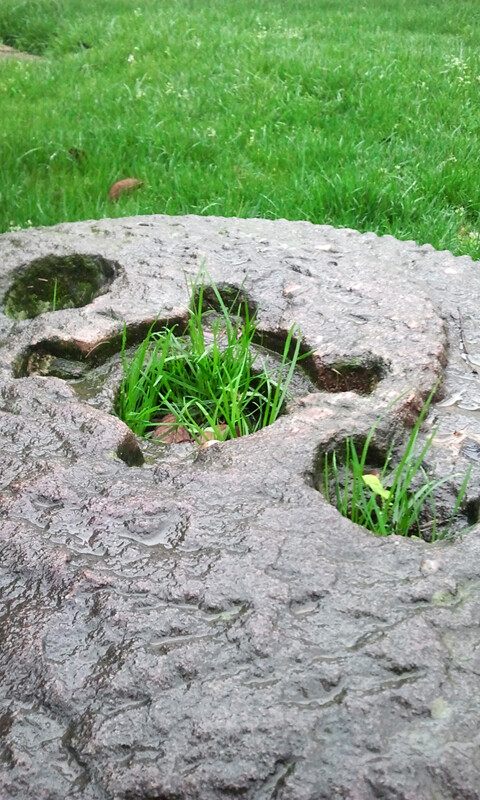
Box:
324 386 471 541
116 273 304 443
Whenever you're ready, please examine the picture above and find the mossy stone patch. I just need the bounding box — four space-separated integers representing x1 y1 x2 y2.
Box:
3 253 116 320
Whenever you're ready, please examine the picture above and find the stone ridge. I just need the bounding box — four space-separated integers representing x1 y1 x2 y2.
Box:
0 215 479 800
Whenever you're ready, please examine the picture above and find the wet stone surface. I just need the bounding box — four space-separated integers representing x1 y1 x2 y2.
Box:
1 215 480 799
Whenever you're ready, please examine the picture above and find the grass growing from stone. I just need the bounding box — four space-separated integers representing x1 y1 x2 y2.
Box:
324 389 471 541
0 0 480 260
51 278 58 312
117 277 302 443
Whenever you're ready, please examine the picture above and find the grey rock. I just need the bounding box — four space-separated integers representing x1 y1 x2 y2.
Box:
0 215 480 799
0 45 41 61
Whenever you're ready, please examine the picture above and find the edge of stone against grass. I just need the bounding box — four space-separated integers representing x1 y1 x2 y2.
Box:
1 0 480 261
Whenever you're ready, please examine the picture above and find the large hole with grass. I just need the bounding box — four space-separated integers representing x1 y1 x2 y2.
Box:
115 279 310 444
3 254 118 320
11 270 391 447
318 390 471 542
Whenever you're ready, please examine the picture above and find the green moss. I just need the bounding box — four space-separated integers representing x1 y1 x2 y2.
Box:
3 253 116 320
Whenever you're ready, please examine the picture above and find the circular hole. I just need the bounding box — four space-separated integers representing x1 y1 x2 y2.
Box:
3 253 118 320
114 328 308 445
114 281 315 444
312 358 386 394
256 332 387 395
318 436 470 542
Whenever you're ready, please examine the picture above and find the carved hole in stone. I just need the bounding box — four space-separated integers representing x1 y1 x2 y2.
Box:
198 284 387 395
13 316 188 379
116 435 144 467
113 333 314 444
317 436 470 541
317 436 387 491
466 497 480 526
3 254 119 320
311 357 386 395
257 332 387 395
196 281 257 319
101 286 320 443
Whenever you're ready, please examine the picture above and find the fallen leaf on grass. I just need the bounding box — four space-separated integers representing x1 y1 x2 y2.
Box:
108 177 143 201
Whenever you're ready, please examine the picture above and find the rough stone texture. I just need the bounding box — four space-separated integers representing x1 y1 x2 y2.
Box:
1 215 480 800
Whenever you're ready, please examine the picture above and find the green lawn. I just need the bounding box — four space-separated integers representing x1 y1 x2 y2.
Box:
1 0 479 259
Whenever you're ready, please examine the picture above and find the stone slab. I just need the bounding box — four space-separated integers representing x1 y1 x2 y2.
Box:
0 215 480 799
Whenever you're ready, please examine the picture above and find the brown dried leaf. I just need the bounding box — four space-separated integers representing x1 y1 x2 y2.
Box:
151 413 177 428
108 177 143 201
151 414 193 444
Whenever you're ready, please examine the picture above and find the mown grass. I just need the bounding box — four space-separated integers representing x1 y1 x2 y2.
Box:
1 0 480 258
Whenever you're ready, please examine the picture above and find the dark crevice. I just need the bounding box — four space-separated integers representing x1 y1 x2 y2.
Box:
313 360 385 394
466 497 480 526
195 283 257 319
255 330 388 395
316 436 389 481
252 329 311 361
13 316 188 378
309 353 388 395
117 434 144 467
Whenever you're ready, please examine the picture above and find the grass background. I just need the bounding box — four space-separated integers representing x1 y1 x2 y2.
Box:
1 0 480 259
